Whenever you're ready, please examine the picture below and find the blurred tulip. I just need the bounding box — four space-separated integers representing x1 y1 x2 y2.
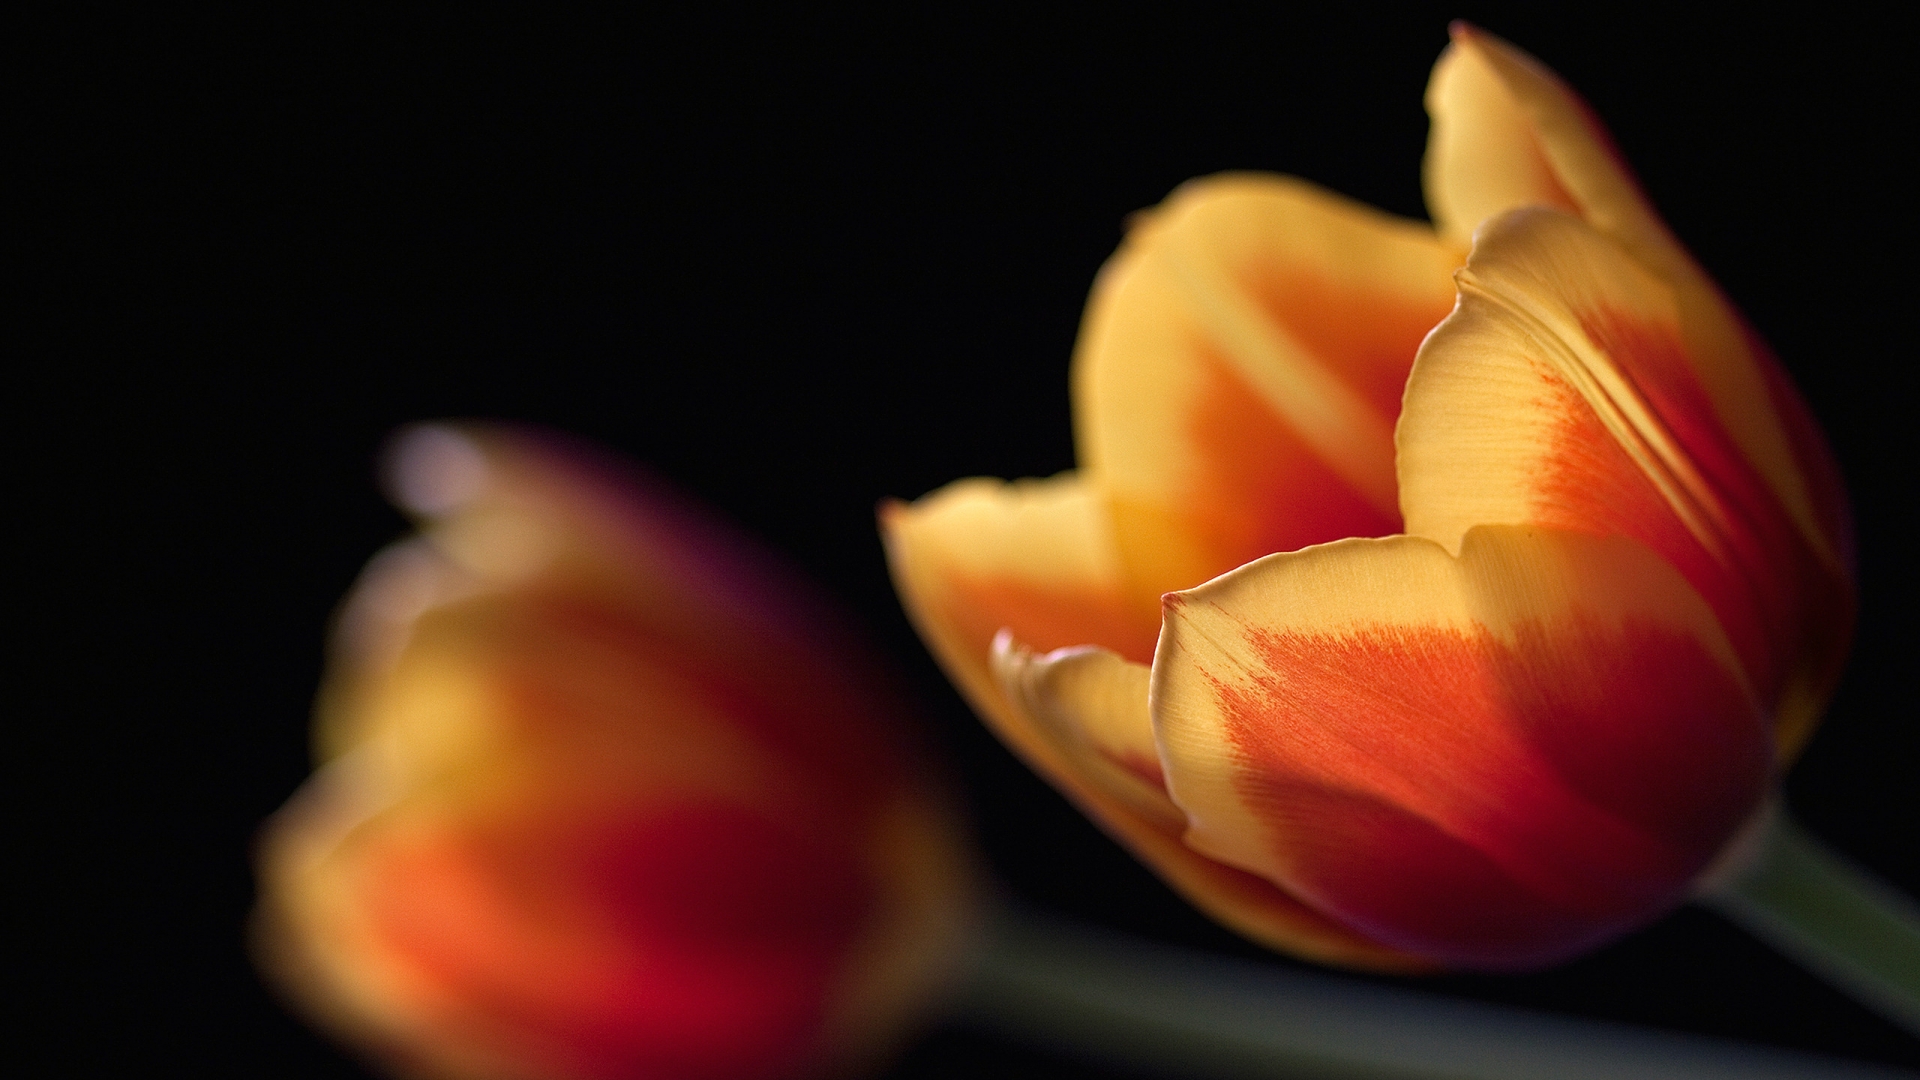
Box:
883 26 1851 971
258 425 977 1080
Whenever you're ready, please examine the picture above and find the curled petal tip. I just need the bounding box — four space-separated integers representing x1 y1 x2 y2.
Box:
384 423 490 517
990 625 1018 659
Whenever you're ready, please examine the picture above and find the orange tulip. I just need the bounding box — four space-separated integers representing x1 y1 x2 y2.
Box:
882 25 1852 971
257 426 976 1080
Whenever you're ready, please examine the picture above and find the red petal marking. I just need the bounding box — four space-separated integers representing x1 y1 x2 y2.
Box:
363 802 874 1080
1182 343 1402 570
1575 308 1785 578
1542 305 1834 712
1233 779 1618 968
1245 266 1454 422
1215 615 1767 969
1530 357 1748 646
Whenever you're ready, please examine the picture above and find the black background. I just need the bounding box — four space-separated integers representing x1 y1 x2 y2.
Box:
21 5 1920 1077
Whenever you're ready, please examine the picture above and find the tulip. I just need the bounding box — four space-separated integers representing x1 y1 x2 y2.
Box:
256 425 977 1080
881 25 1853 971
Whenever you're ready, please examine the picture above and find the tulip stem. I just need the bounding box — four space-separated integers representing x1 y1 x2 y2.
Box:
1697 805 1920 1037
952 904 1903 1079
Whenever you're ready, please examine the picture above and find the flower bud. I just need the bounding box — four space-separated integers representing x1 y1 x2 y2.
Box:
258 425 976 1080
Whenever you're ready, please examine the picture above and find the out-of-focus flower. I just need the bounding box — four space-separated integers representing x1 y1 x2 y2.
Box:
257 425 976 1080
882 25 1851 971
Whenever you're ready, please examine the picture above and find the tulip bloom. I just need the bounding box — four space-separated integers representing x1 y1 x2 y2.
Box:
257 426 976 1080
883 26 1851 971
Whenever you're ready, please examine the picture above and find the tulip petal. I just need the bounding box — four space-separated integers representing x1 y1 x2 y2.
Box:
879 472 1161 838
1154 526 1770 968
990 633 1427 972
1423 25 1630 257
993 637 1176 825
880 471 1158 692
1424 24 1850 593
1400 209 1850 753
1074 174 1459 604
881 477 1416 969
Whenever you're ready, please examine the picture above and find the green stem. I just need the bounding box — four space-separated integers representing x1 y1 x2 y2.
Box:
1697 804 1920 1036
953 904 1908 1079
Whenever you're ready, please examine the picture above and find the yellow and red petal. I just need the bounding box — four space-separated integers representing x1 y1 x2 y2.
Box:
1153 525 1770 969
262 780 881 1080
1423 25 1852 622
990 633 1425 972
880 472 1159 761
879 476 1417 970
1073 174 1459 606
879 476 1171 900
1399 209 1851 754
993 638 1177 825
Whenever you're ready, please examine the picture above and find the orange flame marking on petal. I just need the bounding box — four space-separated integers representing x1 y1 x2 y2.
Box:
1213 615 1767 969
946 575 1159 666
1567 309 1853 760
1526 361 1765 657
1160 256 1401 521
1527 300 1838 726
1459 277 1736 573
1245 265 1456 424
1182 343 1403 567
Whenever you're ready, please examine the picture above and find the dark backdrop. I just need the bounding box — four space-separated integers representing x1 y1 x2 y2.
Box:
22 5 1920 1076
